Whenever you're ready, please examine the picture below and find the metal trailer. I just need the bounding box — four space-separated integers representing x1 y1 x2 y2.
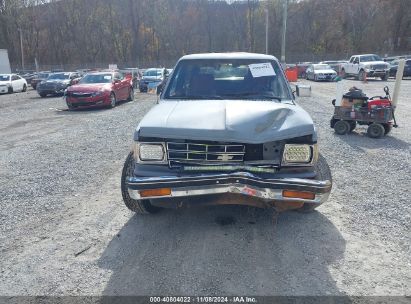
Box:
330 87 398 138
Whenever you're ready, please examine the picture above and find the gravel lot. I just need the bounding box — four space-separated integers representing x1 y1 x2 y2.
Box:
0 79 410 296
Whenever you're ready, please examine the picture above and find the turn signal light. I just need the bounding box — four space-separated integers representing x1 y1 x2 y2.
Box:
140 188 171 198
282 190 315 200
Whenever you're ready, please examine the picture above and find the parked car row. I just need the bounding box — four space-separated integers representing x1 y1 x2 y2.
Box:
293 53 411 82
0 74 27 94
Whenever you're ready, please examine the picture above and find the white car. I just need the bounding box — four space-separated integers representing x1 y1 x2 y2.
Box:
0 74 28 94
305 64 337 81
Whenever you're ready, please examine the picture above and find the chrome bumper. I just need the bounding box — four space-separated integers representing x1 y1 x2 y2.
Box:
127 172 332 205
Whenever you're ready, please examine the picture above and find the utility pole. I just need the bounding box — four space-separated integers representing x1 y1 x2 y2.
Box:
18 28 25 71
280 0 288 64
265 8 269 54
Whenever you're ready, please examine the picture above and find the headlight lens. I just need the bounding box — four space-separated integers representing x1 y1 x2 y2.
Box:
282 144 315 165
91 91 104 97
135 142 166 162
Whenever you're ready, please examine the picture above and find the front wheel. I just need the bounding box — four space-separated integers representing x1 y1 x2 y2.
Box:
359 70 366 81
296 154 332 212
340 69 346 79
22 84 27 92
109 92 116 108
39 92 47 98
121 152 162 214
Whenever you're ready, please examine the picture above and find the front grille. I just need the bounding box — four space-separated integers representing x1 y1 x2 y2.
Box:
372 64 386 70
68 92 92 98
167 142 245 165
42 83 57 90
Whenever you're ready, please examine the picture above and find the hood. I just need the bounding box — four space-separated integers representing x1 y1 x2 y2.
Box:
314 69 336 74
362 61 388 66
67 83 110 92
135 100 316 144
43 79 70 84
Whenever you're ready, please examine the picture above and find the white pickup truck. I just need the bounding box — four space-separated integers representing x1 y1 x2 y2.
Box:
341 54 390 81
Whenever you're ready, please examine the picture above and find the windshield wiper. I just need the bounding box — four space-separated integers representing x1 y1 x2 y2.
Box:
222 92 282 101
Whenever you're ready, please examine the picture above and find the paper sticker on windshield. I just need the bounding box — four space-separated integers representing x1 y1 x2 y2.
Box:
103 76 111 80
248 63 276 77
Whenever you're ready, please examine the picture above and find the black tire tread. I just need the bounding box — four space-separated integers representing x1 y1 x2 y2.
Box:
121 152 161 214
297 154 332 213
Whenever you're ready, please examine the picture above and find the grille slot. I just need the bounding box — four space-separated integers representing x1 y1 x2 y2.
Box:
372 64 386 70
167 142 245 165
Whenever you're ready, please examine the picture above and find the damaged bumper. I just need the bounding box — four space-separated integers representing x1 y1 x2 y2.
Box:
126 172 332 207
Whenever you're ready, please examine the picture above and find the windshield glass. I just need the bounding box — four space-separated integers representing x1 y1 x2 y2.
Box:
79 74 112 84
314 64 332 70
163 59 291 101
0 75 10 81
48 73 70 80
143 69 162 77
360 55 382 62
38 73 49 78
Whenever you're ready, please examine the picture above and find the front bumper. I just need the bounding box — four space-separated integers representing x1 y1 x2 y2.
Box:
365 69 389 77
316 74 335 81
66 95 110 108
38 88 66 95
126 172 332 206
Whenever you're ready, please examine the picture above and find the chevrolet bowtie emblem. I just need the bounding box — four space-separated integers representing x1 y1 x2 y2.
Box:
217 154 234 161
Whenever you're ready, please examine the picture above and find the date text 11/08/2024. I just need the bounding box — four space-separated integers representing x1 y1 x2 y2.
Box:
149 296 257 303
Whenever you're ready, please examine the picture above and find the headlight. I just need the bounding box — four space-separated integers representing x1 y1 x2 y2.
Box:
134 142 166 163
282 144 317 165
91 91 104 97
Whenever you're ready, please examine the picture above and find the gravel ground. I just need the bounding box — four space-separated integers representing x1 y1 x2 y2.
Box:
0 79 410 296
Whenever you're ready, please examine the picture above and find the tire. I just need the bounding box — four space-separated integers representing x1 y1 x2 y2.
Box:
314 75 318 82
39 92 47 98
127 87 134 101
359 70 366 81
22 84 27 92
66 103 75 111
8 86 13 94
304 73 308 80
334 120 350 135
109 92 116 108
121 152 162 214
381 73 389 81
296 154 332 212
340 69 346 79
367 123 385 138
383 123 392 135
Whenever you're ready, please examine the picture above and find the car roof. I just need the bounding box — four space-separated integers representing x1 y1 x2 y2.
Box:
84 71 114 75
353 54 379 57
180 52 278 61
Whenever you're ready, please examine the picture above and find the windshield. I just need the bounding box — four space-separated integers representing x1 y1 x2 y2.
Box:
38 73 49 78
163 59 291 101
314 64 332 70
48 73 70 80
143 69 162 77
360 55 382 62
0 75 10 81
79 74 112 84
